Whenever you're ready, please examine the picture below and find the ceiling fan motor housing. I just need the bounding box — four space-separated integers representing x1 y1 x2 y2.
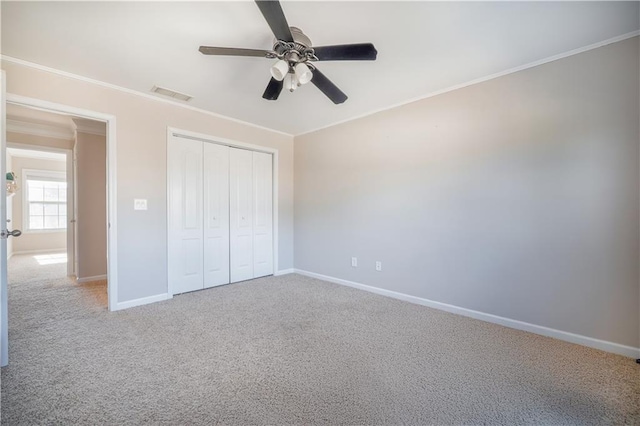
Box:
273 27 313 61
290 27 312 47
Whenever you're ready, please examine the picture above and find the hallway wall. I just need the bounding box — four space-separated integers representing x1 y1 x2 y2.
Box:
75 131 107 280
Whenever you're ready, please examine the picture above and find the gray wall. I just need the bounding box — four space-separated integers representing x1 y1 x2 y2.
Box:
294 37 639 348
75 131 107 280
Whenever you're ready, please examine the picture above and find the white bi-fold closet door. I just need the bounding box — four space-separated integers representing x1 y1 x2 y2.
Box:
168 135 273 295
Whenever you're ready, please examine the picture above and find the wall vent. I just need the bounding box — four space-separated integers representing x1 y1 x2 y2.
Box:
151 85 193 102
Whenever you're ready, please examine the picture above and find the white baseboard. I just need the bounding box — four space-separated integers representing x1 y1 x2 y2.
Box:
274 268 294 276
12 248 66 256
294 269 640 359
113 293 172 311
77 274 107 283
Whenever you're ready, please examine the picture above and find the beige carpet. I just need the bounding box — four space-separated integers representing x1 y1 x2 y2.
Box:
1 253 639 424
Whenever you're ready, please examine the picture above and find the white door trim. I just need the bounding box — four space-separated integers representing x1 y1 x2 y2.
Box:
1 70 8 366
6 93 118 312
166 127 279 297
7 142 75 277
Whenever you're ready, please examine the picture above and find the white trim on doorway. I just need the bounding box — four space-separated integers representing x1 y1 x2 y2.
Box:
6 94 119 312
166 127 279 297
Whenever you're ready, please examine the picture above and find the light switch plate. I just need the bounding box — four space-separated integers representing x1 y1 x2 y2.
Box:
134 199 148 210
376 261 382 271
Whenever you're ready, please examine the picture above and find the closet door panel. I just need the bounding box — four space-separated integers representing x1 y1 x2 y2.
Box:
204 143 230 288
183 238 202 276
230 148 254 283
168 136 204 294
253 151 273 277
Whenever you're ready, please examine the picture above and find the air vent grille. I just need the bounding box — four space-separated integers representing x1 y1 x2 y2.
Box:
151 85 193 102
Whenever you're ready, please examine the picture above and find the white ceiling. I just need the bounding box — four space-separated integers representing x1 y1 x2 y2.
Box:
2 1 638 135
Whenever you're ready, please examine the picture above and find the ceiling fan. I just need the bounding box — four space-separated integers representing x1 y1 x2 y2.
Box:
199 0 377 104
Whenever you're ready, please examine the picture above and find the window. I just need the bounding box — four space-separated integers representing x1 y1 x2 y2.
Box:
23 170 67 232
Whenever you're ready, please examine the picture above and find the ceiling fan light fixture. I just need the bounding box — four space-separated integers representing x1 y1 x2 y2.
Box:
200 0 377 104
285 73 298 92
270 59 289 81
294 62 313 85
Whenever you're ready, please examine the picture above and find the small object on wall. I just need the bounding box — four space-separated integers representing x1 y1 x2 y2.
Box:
134 199 148 210
6 172 18 197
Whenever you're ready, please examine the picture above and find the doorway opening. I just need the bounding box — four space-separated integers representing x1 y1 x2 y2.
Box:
6 103 108 309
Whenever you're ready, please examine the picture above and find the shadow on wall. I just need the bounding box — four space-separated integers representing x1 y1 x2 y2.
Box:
293 37 640 350
74 122 107 282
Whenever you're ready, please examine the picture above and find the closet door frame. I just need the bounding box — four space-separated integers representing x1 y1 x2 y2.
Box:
166 127 279 297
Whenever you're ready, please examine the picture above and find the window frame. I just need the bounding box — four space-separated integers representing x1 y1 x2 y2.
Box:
22 169 68 234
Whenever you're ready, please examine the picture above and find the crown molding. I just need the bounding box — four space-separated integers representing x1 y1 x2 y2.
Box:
0 55 294 138
3 30 638 138
6 117 74 140
72 118 106 136
296 30 640 137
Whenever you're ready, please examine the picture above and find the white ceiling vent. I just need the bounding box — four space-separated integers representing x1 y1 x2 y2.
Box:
151 85 193 102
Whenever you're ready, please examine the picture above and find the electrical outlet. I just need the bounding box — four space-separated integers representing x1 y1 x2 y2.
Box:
376 261 382 271
351 257 358 267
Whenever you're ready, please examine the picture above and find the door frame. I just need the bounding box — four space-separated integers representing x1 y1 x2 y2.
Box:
6 93 118 311
2 71 7 366
166 127 279 297
6 142 75 277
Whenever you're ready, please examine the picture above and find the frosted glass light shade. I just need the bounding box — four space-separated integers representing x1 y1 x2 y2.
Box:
294 62 313 85
270 60 289 81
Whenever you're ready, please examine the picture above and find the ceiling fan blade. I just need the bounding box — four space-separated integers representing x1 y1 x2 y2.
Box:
312 43 378 61
255 0 294 42
310 67 348 104
262 77 284 100
199 46 272 58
